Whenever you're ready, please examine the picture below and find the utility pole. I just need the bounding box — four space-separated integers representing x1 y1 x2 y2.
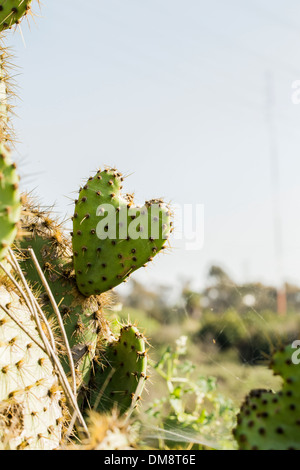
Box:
265 71 286 315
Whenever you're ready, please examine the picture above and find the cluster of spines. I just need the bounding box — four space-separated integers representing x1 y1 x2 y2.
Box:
69 409 137 450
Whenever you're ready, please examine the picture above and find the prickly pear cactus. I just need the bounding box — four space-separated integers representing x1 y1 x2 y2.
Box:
0 0 33 32
0 143 21 261
233 344 300 450
0 0 158 450
0 283 64 450
18 198 114 389
72 168 172 296
90 324 148 415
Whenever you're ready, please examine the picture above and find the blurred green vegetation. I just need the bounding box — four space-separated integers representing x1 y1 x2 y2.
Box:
107 265 299 449
114 265 300 365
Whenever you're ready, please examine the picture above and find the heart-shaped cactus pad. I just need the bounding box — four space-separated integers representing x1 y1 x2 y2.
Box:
72 168 172 296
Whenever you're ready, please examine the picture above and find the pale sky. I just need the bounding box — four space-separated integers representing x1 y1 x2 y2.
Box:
5 0 300 294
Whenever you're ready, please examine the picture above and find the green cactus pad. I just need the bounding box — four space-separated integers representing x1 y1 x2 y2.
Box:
90 325 148 415
0 0 32 32
234 344 300 450
72 168 172 296
0 283 63 450
0 144 21 261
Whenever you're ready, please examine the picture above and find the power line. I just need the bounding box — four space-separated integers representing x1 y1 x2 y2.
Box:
265 70 287 314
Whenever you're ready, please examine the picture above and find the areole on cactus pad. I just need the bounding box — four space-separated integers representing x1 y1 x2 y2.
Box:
0 0 33 32
72 168 172 296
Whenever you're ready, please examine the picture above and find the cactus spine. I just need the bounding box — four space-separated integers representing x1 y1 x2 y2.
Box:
72 410 137 450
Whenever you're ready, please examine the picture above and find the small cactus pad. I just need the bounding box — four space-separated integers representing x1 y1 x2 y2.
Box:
0 284 63 450
72 168 172 296
234 344 300 450
0 0 32 32
0 144 21 261
90 325 148 415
